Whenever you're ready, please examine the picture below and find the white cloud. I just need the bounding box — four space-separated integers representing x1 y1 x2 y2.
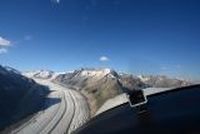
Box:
99 56 109 62
0 36 11 46
0 48 8 54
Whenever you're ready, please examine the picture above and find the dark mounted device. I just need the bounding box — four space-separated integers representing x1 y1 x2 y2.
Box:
128 90 148 108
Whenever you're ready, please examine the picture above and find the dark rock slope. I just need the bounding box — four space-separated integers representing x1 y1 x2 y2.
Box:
0 66 49 130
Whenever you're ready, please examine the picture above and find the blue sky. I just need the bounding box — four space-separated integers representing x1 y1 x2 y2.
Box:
0 0 200 80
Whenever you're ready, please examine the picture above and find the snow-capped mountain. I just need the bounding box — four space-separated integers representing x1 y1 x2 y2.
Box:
24 70 55 79
25 68 191 88
3 66 21 75
0 65 49 130
53 68 119 88
138 75 191 88
119 74 149 92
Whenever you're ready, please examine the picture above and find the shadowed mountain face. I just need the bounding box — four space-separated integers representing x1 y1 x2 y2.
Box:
0 66 51 130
